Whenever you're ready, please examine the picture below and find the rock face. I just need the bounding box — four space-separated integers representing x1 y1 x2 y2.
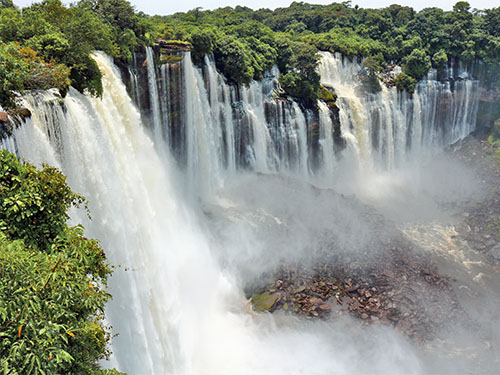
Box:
0 108 31 140
0 112 8 123
156 39 191 53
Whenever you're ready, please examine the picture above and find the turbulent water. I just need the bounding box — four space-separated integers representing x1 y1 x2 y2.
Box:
0 50 488 374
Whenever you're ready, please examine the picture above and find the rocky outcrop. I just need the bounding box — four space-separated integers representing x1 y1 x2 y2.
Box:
0 108 32 140
156 39 191 53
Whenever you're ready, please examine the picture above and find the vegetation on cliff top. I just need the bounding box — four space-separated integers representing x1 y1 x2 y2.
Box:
0 0 152 108
148 1 500 104
1 0 500 108
0 150 121 374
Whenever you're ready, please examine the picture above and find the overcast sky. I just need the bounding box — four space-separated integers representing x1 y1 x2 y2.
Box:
12 0 500 16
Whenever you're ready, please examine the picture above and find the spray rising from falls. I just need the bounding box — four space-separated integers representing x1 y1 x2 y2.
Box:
2 51 433 374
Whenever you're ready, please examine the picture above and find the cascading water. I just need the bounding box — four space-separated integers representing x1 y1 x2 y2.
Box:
146 46 163 141
1 46 487 374
318 51 480 171
142 52 316 187
1 51 427 375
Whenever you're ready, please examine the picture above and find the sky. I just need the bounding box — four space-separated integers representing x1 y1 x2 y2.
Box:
12 0 500 16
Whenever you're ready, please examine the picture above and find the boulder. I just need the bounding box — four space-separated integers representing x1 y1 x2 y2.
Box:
0 112 8 123
250 292 279 312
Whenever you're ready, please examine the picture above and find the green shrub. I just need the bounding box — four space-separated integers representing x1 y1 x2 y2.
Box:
0 42 70 108
394 72 417 93
403 48 431 79
213 35 254 85
0 150 121 374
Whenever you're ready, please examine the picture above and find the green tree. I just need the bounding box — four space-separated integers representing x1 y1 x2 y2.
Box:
0 43 70 109
0 150 121 374
189 27 216 64
0 0 14 8
394 72 417 93
403 48 431 79
213 34 254 84
432 49 448 70
279 41 320 107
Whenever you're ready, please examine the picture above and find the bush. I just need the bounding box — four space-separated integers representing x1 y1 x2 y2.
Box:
432 49 448 70
394 72 417 93
402 48 431 79
213 35 254 85
0 42 70 108
189 28 216 64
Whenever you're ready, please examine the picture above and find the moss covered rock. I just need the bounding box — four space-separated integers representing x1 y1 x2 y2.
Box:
250 292 280 312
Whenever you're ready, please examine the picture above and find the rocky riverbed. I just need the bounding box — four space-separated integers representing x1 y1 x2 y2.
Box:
247 130 500 346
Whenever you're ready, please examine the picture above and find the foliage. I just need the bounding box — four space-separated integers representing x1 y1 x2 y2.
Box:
2 0 500 104
188 28 216 64
0 0 151 107
278 41 320 106
213 35 254 85
0 150 120 374
432 49 448 70
0 150 83 250
402 48 431 79
152 1 500 99
318 86 336 106
394 72 417 93
0 42 70 108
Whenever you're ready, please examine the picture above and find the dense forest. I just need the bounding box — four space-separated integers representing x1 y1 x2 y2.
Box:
1 0 500 110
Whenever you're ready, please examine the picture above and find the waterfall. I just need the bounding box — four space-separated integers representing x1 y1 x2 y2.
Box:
1 47 485 374
317 51 479 170
146 46 163 141
6 53 229 373
317 101 336 182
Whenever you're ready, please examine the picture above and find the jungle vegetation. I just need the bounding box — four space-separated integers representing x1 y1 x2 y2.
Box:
0 0 499 106
0 150 121 374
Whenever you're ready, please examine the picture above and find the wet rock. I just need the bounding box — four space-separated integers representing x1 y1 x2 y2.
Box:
488 243 500 261
0 112 8 123
250 292 280 312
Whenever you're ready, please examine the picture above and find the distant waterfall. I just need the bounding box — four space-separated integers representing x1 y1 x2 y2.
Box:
318 51 479 170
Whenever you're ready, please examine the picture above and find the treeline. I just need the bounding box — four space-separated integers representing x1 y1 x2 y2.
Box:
1 0 500 109
152 1 500 104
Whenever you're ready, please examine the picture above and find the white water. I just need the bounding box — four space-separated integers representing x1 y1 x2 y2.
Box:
146 46 163 141
2 49 485 374
318 51 479 171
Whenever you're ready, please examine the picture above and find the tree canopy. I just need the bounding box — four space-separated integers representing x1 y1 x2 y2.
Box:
149 1 500 104
1 1 499 107
0 150 121 374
